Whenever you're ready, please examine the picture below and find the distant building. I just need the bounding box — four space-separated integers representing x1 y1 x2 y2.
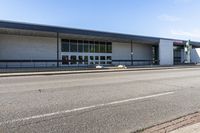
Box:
0 20 200 68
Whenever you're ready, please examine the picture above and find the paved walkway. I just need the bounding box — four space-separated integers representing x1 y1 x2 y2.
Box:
171 123 200 133
137 111 200 133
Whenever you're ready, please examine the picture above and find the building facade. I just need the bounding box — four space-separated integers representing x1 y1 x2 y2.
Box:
0 21 200 68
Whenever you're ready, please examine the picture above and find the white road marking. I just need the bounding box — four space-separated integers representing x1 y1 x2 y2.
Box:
0 91 174 125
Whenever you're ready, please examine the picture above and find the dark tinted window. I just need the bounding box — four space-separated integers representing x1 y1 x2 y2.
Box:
89 41 95 53
84 56 88 64
61 39 111 54
95 42 99 53
78 40 83 52
100 42 106 53
107 42 112 53
61 40 69 52
70 55 77 64
95 56 99 60
90 56 94 60
84 41 89 53
100 56 106 60
62 55 69 64
78 56 83 64
70 40 77 52
107 56 112 60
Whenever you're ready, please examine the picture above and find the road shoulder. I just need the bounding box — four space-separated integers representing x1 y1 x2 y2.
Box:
0 65 200 77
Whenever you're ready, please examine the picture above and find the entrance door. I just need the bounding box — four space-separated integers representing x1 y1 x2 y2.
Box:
89 56 94 65
174 46 182 64
152 45 159 65
62 55 69 65
70 55 77 65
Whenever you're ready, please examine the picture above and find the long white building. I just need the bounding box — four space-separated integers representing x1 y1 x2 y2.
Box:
0 20 200 68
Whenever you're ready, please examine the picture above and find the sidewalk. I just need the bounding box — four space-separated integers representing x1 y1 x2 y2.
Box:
170 122 200 133
0 65 200 77
135 111 200 133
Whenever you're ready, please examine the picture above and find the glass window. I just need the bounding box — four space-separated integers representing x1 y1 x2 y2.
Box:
78 40 83 52
84 41 89 53
90 56 94 60
70 40 77 52
100 61 106 64
61 40 112 53
95 56 99 60
61 39 69 52
100 42 106 53
107 61 112 65
106 42 112 53
89 41 95 53
100 56 106 60
84 56 88 64
78 56 83 64
70 55 77 64
78 56 83 60
95 42 99 53
107 56 112 60
62 55 69 65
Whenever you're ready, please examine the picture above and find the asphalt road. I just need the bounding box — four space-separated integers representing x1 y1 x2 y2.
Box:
1 68 200 133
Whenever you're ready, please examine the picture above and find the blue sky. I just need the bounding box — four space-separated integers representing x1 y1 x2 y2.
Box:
0 0 200 41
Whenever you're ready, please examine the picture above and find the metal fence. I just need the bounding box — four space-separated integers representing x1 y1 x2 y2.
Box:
0 59 159 68
0 59 160 73
0 60 89 68
112 60 159 66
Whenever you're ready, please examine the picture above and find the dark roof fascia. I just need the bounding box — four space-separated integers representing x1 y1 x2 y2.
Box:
0 20 200 46
0 20 160 43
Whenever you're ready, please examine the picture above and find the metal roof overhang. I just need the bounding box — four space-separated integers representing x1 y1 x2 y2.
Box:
190 41 200 47
0 20 160 44
0 20 200 46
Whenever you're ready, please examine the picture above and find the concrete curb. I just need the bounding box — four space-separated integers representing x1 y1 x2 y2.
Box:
0 66 200 77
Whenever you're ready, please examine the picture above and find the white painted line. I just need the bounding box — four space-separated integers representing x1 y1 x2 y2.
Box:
0 91 174 125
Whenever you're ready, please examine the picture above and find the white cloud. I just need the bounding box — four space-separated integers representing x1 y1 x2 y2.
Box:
158 14 181 22
171 29 200 40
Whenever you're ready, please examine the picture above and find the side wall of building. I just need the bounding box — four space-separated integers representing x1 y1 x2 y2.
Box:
0 34 153 67
0 34 57 67
112 42 152 65
159 39 174 65
191 48 200 63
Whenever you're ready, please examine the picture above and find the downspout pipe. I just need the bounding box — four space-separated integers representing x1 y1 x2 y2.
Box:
131 40 133 66
57 32 59 67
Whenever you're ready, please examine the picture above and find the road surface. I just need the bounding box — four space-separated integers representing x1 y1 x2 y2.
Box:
1 68 200 133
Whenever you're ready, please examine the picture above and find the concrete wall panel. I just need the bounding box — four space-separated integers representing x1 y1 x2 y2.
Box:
0 34 57 67
159 39 174 65
191 48 200 63
112 42 152 65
